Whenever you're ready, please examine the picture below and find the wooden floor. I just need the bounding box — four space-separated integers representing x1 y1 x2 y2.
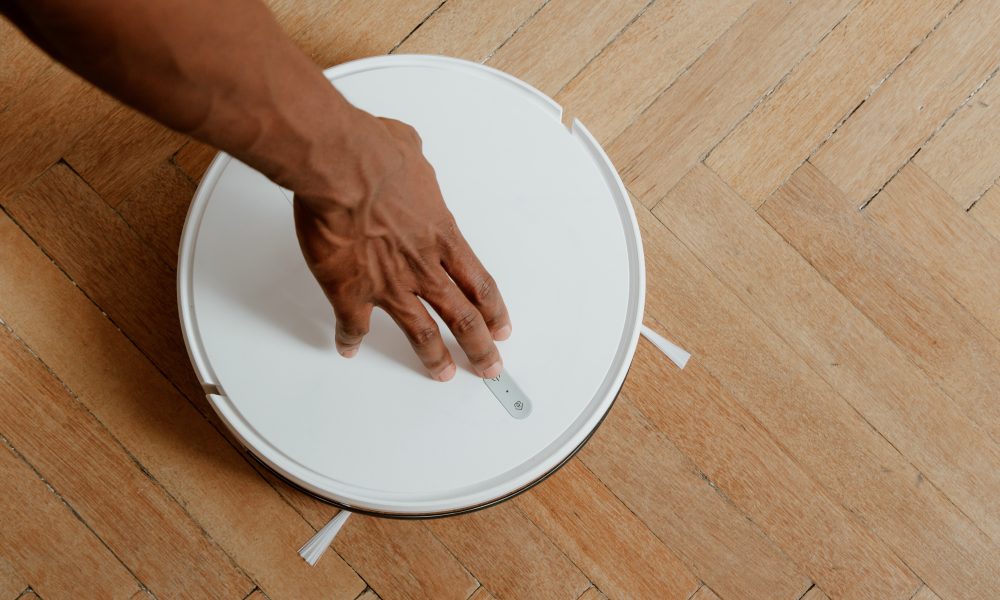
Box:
3 0 1000 598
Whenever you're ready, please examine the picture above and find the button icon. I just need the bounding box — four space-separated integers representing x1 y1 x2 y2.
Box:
513 400 523 411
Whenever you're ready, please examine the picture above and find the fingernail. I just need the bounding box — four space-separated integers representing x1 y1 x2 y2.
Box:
494 324 512 341
482 361 502 379
434 363 456 382
339 346 359 358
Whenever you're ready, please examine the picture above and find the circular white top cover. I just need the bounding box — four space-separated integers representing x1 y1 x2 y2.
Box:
178 55 644 516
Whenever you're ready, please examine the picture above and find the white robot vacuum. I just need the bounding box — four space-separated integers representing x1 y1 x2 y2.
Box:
178 55 684 561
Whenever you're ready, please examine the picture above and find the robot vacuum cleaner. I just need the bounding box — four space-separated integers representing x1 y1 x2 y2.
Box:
178 55 684 562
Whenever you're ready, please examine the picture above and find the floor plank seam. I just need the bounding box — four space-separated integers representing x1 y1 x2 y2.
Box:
549 0 658 104
576 0 759 147
0 323 261 597
641 185 983 584
579 395 806 597
697 0 866 176
386 0 447 55
480 0 554 64
860 61 1000 211
0 430 147 596
752 0 964 210
964 169 1000 214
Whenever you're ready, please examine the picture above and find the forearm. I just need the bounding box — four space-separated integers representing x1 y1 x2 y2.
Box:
1 0 384 204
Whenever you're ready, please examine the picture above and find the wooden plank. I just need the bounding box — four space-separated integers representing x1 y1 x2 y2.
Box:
0 443 137 600
488 0 651 97
0 214 366 600
633 191 1000 597
0 557 22 600
515 458 700 600
0 63 115 198
657 164 1000 552
800 586 830 600
0 327 251 599
275 0 441 67
334 516 478 600
706 0 954 207
555 0 754 143
0 20 53 111
427 502 591 600
868 163 1000 339
393 0 545 60
759 162 1000 450
608 0 857 207
580 397 810 600
467 587 495 600
63 105 186 208
575 586 607 600
355 590 381 600
813 0 1000 205
624 339 918 600
3 164 207 410
911 585 943 600
914 70 1000 208
173 140 217 183
971 182 1000 240
689 587 720 600
116 160 197 267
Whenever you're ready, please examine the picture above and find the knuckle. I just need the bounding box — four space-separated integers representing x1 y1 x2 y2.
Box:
473 275 497 304
338 321 368 338
468 347 497 366
452 311 480 335
409 324 440 346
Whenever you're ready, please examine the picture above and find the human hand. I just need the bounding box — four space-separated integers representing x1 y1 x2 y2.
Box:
292 113 511 382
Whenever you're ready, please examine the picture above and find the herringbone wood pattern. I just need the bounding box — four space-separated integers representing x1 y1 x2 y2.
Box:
2 1 999 598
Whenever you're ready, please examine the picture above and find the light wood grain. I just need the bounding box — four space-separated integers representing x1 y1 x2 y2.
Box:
515 458 700 600
760 162 1000 452
707 0 954 207
609 0 857 207
800 586 831 600
813 0 1000 205
624 339 918 600
63 105 186 208
688 587 720 600
575 586 607 600
656 164 1000 551
555 0 754 143
0 440 138 600
427 502 590 600
635 192 1000 598
394 0 545 60
488 0 650 97
972 181 1000 240
0 323 252 599
4 1 1000 596
466 586 495 600
0 557 22 600
870 163 1000 339
5 162 212 413
915 70 1000 208
911 585 943 600
580 398 811 600
0 213 366 600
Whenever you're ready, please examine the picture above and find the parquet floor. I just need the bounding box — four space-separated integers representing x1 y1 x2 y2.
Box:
3 1 1000 598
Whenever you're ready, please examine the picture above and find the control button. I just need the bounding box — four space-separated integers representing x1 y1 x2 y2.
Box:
483 370 532 419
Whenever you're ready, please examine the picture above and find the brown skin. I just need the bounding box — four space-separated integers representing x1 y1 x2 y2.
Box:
1 0 510 381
